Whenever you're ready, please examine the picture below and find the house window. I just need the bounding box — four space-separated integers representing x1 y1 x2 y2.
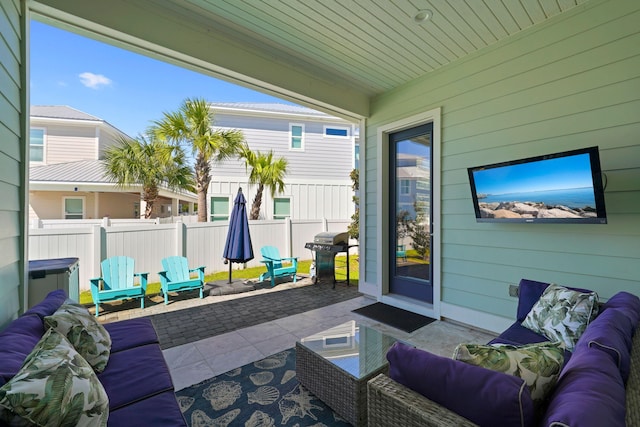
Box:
273 198 291 219
416 179 429 190
64 197 84 219
210 196 229 221
324 126 349 138
400 180 410 195
290 124 304 150
30 128 45 162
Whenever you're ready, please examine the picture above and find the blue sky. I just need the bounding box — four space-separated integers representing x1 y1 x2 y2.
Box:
473 153 593 195
30 20 294 137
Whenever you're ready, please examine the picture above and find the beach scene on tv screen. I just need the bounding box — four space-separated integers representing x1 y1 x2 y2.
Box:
473 153 599 220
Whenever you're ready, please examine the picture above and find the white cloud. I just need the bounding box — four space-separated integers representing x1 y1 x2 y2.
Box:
79 72 112 89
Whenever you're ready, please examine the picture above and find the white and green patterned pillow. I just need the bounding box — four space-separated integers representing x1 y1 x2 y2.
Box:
0 328 109 427
521 284 599 351
45 303 112 373
453 341 564 405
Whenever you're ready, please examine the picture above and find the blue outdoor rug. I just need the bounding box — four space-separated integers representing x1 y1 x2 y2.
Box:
176 348 352 426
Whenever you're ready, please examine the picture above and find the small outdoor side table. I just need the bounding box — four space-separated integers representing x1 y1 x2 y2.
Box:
295 321 398 426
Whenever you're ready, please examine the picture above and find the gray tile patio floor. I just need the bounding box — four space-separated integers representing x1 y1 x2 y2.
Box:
98 275 496 391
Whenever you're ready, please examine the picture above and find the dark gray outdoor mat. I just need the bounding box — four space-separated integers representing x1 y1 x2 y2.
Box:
352 302 436 333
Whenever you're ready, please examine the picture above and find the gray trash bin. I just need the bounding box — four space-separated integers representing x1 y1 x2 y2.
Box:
28 258 80 308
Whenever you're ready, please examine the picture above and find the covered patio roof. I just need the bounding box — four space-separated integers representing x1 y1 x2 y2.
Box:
31 0 590 119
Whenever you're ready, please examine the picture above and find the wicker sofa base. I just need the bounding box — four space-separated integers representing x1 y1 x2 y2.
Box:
367 374 479 427
296 341 388 426
367 324 640 426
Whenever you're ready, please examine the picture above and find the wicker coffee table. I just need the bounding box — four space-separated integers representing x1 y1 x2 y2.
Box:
295 321 398 426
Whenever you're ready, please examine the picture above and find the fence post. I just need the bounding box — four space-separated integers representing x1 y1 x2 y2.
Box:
285 217 293 258
323 217 328 232
101 217 111 228
91 225 102 283
175 220 186 256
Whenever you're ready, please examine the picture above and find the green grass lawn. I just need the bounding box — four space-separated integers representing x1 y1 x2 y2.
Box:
404 249 430 264
78 255 359 304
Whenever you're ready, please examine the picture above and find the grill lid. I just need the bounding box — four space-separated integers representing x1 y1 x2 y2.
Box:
313 232 349 245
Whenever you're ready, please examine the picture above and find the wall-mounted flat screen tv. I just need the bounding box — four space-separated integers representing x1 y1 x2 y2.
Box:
468 146 607 224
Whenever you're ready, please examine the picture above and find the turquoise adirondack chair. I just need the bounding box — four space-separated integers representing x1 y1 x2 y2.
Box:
158 256 205 305
396 244 407 261
258 246 298 287
90 256 148 317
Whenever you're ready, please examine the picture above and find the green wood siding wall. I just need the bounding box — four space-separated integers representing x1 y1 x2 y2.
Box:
365 0 640 320
0 0 26 329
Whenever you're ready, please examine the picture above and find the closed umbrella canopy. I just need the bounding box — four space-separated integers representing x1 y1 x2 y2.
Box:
223 188 254 283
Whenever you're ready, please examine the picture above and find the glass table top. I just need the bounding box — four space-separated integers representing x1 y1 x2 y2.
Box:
297 321 398 379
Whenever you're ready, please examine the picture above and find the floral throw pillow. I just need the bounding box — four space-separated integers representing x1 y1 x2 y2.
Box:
45 303 112 373
521 284 599 351
453 341 564 406
0 328 109 427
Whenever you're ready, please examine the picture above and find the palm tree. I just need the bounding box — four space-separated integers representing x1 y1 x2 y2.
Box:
154 98 245 222
241 148 288 220
103 134 195 219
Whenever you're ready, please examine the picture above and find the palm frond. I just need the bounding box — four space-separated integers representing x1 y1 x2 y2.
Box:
102 134 194 218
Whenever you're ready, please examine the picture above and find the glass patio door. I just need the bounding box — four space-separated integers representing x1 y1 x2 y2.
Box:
389 123 433 303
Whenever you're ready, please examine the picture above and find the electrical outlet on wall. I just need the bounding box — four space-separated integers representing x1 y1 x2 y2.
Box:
509 284 519 298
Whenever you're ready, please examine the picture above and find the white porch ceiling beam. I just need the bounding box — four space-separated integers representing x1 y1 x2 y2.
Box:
31 0 369 120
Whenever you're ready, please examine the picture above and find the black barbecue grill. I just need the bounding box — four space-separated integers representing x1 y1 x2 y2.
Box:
305 232 356 288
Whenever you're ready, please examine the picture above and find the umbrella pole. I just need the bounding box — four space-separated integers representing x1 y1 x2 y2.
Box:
228 260 232 284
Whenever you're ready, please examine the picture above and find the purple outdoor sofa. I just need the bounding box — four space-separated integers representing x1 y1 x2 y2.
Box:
0 290 186 426
368 279 640 427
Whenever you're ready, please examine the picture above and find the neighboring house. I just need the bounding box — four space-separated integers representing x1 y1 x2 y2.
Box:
208 103 357 221
396 153 430 220
28 106 197 222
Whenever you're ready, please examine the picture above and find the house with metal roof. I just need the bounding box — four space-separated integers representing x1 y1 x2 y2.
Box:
28 106 197 222
207 102 357 221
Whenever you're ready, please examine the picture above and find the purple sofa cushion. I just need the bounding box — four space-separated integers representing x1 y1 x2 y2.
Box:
22 289 67 320
387 342 534 427
24 289 67 319
602 291 640 326
497 322 550 346
542 346 625 427
517 279 552 322
0 314 45 386
107 390 187 426
576 307 634 382
98 343 174 410
104 318 159 353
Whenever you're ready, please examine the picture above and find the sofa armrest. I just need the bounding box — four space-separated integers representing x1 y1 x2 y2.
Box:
367 374 479 427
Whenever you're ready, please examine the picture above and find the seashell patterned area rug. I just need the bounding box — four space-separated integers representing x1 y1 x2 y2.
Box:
175 348 352 426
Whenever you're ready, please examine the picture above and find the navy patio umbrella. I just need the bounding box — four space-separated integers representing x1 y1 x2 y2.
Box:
222 188 254 284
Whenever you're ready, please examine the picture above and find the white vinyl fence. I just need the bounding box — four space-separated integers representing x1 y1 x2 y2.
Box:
28 218 353 293
30 215 199 229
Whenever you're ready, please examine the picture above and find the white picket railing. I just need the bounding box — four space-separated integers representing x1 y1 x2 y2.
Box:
28 218 353 293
